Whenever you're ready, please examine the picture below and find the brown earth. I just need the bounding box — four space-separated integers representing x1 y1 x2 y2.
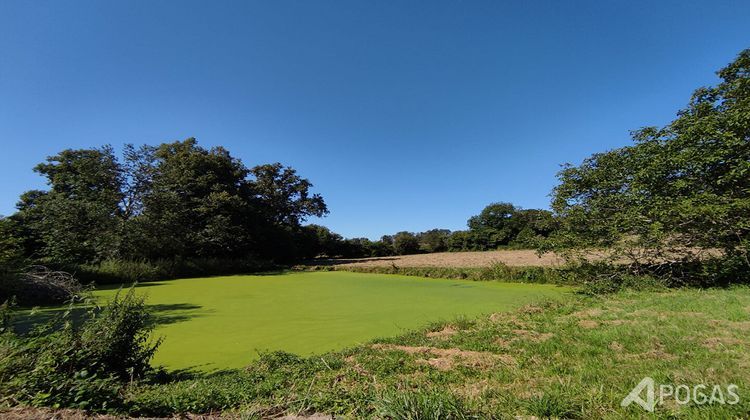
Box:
371 344 515 371
316 249 566 268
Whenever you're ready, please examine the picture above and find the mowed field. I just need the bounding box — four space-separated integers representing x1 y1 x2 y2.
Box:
72 271 569 371
319 249 567 268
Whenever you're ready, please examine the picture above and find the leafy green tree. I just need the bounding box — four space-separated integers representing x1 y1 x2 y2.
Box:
7 137 332 272
251 163 328 227
447 230 473 251
0 218 24 271
393 231 420 255
13 147 123 265
467 202 520 249
370 236 395 257
297 224 343 258
418 229 451 253
129 139 258 259
510 209 558 247
550 49 750 272
340 238 372 258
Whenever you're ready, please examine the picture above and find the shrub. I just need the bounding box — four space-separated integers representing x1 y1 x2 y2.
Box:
76 257 277 285
0 288 160 412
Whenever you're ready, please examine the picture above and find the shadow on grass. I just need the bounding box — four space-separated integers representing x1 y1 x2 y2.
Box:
11 302 205 335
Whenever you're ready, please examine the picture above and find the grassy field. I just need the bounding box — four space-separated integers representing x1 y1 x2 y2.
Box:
316 249 566 268
65 271 569 371
9 272 750 418
129 287 750 418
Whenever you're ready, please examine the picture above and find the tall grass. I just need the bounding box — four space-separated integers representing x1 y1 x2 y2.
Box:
76 257 277 285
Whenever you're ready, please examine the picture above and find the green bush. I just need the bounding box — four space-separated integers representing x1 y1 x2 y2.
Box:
0 288 159 412
76 257 277 285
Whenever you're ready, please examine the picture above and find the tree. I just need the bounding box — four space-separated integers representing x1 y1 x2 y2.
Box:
130 139 258 259
296 224 343 258
0 217 24 271
393 231 420 255
550 49 750 273
418 229 451 253
8 138 332 267
447 230 473 251
250 163 328 227
370 236 394 257
510 209 557 247
12 147 123 265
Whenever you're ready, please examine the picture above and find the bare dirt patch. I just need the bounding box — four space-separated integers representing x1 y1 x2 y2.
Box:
604 319 637 326
512 329 554 343
578 320 600 329
609 341 624 351
426 325 459 339
702 337 745 350
371 344 515 371
488 312 528 329
617 342 677 362
572 308 604 318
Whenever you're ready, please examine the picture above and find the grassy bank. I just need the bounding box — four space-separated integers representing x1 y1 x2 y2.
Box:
125 287 750 418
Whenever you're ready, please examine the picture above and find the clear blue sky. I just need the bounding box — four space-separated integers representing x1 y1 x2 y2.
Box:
1 1 748 239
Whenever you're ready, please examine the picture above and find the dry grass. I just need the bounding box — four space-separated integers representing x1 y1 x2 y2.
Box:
319 249 566 268
317 247 722 270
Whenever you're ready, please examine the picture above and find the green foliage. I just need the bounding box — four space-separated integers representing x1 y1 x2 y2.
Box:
126 139 261 260
550 49 750 282
524 391 580 419
251 163 329 227
129 351 346 416
393 231 421 255
0 218 25 271
443 204 558 252
13 147 122 265
76 257 276 284
418 229 451 253
7 138 330 279
371 235 395 256
377 390 476 420
0 288 159 412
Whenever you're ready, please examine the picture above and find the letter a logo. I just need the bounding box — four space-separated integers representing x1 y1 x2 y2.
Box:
621 377 656 412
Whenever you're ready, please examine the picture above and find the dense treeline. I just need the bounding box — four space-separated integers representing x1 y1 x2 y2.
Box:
305 203 558 259
0 136 554 288
0 139 328 277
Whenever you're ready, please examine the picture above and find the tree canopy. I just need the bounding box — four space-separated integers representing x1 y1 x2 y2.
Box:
550 49 750 272
3 138 329 268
